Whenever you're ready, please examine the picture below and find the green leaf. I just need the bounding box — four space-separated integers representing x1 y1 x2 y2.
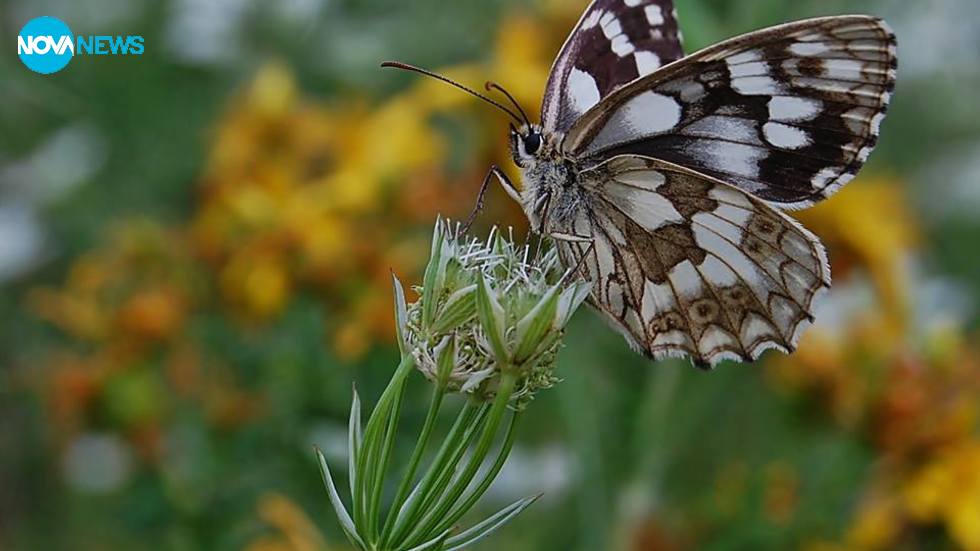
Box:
315 447 365 549
368 377 406 541
392 274 410 355
402 373 517 546
428 214 445 258
434 334 456 386
348 385 362 498
512 283 560 364
380 383 447 544
430 284 477 334
443 494 541 550
422 217 449 329
393 403 491 547
476 275 509 362
554 280 592 330
404 528 452 551
434 412 520 535
385 403 483 546
355 355 415 534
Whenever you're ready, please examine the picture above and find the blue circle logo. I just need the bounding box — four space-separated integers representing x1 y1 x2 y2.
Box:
18 16 74 74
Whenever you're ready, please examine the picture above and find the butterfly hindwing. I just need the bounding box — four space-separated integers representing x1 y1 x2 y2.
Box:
564 16 897 207
555 155 830 366
541 0 684 135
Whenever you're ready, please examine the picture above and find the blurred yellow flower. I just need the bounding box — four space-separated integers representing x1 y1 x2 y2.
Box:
794 176 919 336
490 14 553 111
192 61 450 346
903 441 980 550
219 246 291 321
845 496 901 550
175 2 592 352
773 322 980 549
245 493 336 551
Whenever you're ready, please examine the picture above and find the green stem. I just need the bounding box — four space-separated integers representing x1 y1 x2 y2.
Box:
405 402 488 526
433 410 521 536
403 370 519 547
367 375 407 542
379 382 447 543
387 402 488 546
354 354 414 536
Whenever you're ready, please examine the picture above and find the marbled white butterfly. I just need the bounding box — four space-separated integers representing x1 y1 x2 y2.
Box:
384 0 897 368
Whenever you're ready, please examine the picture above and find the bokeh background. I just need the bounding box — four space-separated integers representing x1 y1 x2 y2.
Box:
2 0 979 549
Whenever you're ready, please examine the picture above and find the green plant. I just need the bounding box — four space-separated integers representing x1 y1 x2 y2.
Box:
316 219 592 550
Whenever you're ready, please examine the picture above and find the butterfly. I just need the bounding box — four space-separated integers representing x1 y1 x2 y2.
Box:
384 1 897 368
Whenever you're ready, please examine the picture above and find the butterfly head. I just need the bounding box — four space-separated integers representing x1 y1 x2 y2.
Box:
509 123 556 168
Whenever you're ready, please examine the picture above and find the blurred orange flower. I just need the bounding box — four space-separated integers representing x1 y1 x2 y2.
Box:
30 220 196 344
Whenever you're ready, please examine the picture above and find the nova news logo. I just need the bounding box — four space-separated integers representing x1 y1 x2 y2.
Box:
17 16 144 74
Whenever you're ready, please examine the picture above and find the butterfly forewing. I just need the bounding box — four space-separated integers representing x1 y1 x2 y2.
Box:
541 0 684 135
555 155 830 366
564 16 897 207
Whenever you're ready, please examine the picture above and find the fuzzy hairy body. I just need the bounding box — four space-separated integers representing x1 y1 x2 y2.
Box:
512 129 595 236
520 159 576 233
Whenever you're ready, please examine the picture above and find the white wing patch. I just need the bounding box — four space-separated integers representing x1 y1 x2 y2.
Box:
568 68 601 113
587 91 683 151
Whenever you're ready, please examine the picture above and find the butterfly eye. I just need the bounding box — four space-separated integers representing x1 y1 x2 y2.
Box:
523 133 541 155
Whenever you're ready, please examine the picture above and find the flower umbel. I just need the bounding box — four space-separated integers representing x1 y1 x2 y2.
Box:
401 219 591 409
316 218 591 550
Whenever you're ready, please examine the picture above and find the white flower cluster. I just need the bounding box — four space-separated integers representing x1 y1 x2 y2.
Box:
393 219 592 409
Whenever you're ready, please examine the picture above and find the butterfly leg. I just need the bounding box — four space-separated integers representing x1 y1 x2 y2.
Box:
548 231 596 284
548 232 592 243
461 165 512 234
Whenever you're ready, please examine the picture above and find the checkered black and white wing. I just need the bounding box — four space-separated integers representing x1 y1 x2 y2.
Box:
565 16 897 208
557 155 830 367
541 0 684 135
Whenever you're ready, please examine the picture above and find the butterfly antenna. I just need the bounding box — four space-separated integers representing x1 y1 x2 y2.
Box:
381 61 524 125
485 81 532 128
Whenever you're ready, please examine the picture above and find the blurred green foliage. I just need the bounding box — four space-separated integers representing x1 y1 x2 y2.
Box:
2 1 979 550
